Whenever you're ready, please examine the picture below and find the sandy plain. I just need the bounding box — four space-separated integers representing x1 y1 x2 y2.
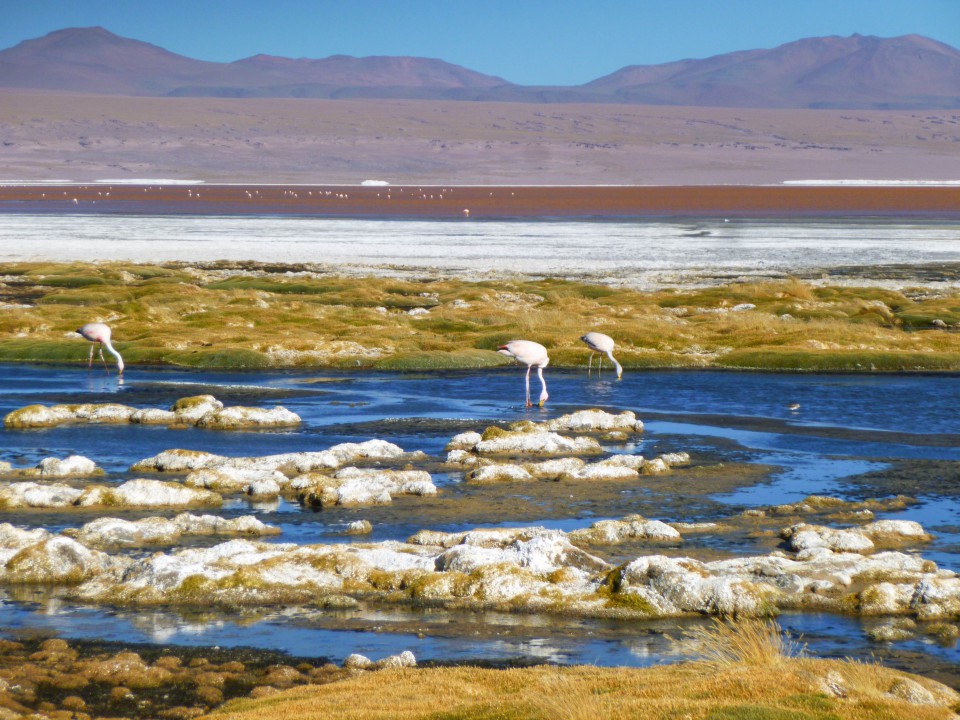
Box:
1 90 960 186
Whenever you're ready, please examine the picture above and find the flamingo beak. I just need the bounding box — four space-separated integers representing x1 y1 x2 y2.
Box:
538 399 546 407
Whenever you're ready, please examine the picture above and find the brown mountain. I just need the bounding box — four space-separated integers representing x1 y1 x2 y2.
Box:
1 27 958 108
584 34 960 108
0 27 510 98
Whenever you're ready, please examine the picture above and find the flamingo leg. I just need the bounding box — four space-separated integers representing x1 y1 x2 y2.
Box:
87 344 95 369
587 352 594 375
598 353 603 374
524 365 532 407
98 344 109 371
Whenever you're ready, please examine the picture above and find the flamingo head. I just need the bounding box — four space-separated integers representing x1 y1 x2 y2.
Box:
538 388 549 407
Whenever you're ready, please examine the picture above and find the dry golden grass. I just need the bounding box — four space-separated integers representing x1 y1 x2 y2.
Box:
2 261 959 371
206 622 959 720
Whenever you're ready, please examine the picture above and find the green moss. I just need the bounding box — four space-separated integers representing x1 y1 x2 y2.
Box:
374 350 506 370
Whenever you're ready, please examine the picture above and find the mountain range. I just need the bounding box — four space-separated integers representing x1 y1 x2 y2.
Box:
1 27 959 108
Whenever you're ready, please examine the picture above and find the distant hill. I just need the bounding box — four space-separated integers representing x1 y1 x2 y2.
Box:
1 27 958 108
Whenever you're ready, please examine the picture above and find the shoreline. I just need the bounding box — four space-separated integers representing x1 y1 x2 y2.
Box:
1 183 959 218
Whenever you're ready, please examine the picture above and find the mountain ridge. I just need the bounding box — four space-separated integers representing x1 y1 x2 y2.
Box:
1 27 958 108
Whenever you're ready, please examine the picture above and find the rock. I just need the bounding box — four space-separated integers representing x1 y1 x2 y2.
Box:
445 431 483 451
64 513 279 547
474 429 602 457
297 468 436 507
466 464 534 483
782 524 875 554
445 449 479 467
642 457 670 475
375 651 416 669
171 395 224 423
129 408 178 425
345 520 373 536
196 405 301 429
889 678 935 705
186 467 287 494
246 477 282 498
861 520 932 543
343 653 373 670
4 404 77 428
567 463 640 482
77 479 222 508
597 454 646 470
35 455 101 477
132 439 413 475
569 516 682 545
524 457 586 479
0 482 85 508
866 619 917 642
0 535 119 584
536 409 644 434
658 452 691 467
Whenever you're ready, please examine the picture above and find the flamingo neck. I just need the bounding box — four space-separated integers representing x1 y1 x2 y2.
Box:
537 366 548 405
607 351 622 379
103 340 124 374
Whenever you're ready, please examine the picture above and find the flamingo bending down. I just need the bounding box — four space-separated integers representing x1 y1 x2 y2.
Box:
581 331 622 379
77 322 124 374
497 340 549 407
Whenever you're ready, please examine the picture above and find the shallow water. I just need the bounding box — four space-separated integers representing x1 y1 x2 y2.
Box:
1 363 960 678
2 214 959 289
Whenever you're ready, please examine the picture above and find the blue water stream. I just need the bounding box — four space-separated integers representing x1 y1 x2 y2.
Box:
0 363 959 674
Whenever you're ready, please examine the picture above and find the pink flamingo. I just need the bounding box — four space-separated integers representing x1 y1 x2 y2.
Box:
581 331 622 379
497 340 549 407
77 322 124 374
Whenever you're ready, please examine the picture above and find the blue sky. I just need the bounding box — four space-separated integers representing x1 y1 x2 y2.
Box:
4 0 959 85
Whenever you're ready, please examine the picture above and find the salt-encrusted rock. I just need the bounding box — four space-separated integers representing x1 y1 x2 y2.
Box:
297 468 436 507
618 555 778 616
246 476 282 498
889 678 936 705
64 513 279 547
375 651 416 669
35 455 101 477
0 535 120 584
345 520 373 536
344 653 373 670
596 455 646 470
6 394 301 431
569 516 682 545
77 479 222 508
473 429 602 457
567 464 640 482
434 528 608 576
466 464 534 483
129 408 179 425
861 520 932 543
642 457 670 475
186 467 288 494
171 395 224 423
783 520 932 554
536 409 644 434
445 449 480 467
445 431 483 451
782 524 875 554
197 406 301 430
132 439 413 475
0 482 85 508
659 452 691 467
523 457 586 479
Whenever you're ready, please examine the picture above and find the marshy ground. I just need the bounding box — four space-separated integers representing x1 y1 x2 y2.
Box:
1 260 959 372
